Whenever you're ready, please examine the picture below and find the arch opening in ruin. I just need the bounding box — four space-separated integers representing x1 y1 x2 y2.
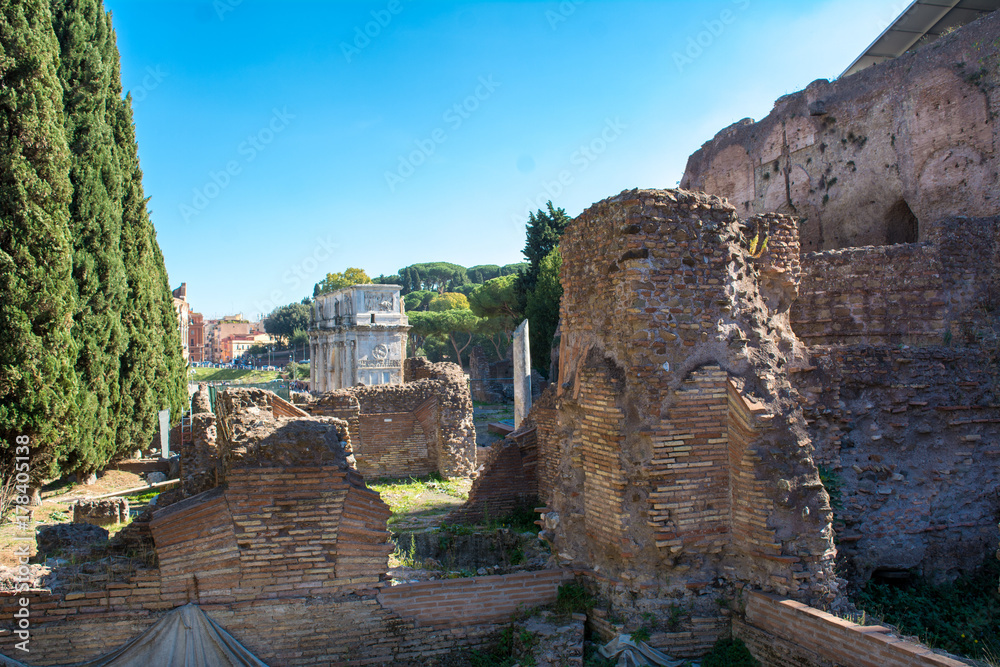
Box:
884 199 919 245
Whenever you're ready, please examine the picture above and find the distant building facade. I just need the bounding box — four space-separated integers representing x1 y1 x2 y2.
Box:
310 285 409 392
206 315 251 363
222 332 277 364
189 312 205 363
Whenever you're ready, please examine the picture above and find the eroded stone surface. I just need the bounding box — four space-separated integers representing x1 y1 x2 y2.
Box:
681 11 1000 252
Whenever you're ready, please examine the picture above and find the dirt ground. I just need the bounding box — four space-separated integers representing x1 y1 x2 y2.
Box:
0 470 145 567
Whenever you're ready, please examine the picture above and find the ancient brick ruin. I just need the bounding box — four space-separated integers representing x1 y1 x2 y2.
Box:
541 190 838 654
679 8 1000 591
308 357 477 479
4 11 998 666
0 387 565 665
456 184 996 662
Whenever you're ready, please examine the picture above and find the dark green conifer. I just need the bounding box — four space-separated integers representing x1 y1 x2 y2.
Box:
0 0 79 478
113 91 186 448
51 0 128 472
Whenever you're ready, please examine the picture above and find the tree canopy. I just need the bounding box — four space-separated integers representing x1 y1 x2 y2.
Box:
428 292 470 311
264 302 311 340
315 267 371 295
469 275 520 320
524 247 563 378
522 201 570 292
1 0 185 481
0 0 79 480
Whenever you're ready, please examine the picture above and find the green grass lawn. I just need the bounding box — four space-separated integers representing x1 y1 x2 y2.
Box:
188 367 281 383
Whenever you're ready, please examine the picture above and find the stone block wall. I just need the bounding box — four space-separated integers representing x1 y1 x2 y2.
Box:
180 412 217 498
73 499 129 527
792 216 998 346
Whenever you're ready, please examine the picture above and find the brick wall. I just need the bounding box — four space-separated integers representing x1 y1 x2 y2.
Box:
0 568 573 665
532 388 560 504
793 216 998 346
577 358 629 559
377 569 571 627
447 427 537 524
0 460 572 665
794 344 1000 582
357 410 436 478
649 366 731 554
793 243 945 346
531 188 839 657
311 358 477 478
736 591 966 667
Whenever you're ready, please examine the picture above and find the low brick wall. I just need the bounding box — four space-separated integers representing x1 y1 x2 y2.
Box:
737 591 965 667
378 569 572 627
0 570 572 665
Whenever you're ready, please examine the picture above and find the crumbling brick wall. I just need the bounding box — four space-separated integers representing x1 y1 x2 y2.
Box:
794 344 1000 583
310 358 477 478
792 217 999 346
536 188 839 657
0 385 552 665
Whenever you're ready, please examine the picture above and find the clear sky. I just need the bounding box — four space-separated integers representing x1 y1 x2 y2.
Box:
103 0 906 320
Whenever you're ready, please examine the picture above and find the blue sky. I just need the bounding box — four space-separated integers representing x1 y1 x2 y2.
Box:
103 0 906 319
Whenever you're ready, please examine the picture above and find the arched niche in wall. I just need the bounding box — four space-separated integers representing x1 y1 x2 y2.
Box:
884 199 919 245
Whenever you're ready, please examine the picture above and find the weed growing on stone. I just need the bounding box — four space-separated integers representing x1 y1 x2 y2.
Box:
817 464 843 510
854 556 1000 661
630 626 651 642
466 625 539 667
389 533 419 568
554 580 596 616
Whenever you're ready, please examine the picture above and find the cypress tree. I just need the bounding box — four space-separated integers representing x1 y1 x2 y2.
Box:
0 0 79 479
150 239 186 422
113 92 180 451
51 0 128 473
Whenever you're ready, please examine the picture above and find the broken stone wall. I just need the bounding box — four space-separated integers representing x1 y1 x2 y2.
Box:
468 345 514 403
792 216 999 346
794 344 1000 584
310 358 477 478
680 10 1000 252
537 188 838 658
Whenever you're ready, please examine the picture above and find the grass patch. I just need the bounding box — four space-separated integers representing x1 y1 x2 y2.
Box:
853 557 1000 661
187 368 280 383
368 473 471 526
554 580 596 616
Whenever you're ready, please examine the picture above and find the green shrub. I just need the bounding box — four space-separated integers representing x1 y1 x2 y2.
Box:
854 557 1000 661
467 626 538 667
701 637 759 667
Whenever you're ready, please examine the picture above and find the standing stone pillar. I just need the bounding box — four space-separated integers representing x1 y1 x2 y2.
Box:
320 341 329 393
513 319 531 428
309 338 316 390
